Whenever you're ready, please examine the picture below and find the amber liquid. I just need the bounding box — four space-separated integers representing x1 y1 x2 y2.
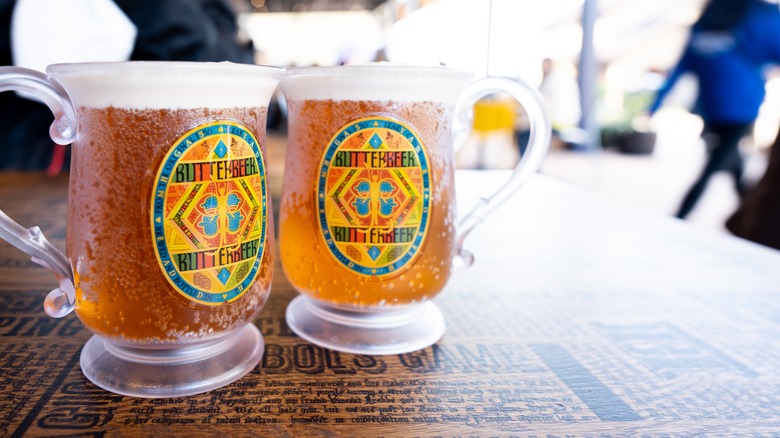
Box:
68 106 273 344
279 99 457 308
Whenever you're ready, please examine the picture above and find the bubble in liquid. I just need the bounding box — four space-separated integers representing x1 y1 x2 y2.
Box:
377 299 387 307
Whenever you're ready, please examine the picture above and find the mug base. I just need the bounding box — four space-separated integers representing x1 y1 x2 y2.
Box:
79 323 264 398
285 295 445 355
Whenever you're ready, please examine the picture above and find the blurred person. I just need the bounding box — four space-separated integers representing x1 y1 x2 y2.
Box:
537 57 581 149
0 0 254 172
113 0 253 64
649 0 780 219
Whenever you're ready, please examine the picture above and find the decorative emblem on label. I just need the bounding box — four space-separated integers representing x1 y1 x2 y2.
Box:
317 116 431 277
151 120 268 305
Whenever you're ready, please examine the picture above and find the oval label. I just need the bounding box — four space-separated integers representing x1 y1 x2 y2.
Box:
151 120 268 305
317 116 431 277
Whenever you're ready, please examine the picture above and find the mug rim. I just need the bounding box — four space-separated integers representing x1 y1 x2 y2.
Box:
47 61 283 110
281 63 475 103
285 62 473 80
46 60 284 78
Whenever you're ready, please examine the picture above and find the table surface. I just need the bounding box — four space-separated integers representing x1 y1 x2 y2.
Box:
2 170 780 436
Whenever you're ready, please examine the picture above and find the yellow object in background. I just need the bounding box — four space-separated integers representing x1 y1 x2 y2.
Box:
472 98 516 132
458 97 520 170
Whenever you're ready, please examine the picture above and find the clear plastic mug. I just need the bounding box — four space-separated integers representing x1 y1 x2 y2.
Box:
279 64 551 355
0 62 283 397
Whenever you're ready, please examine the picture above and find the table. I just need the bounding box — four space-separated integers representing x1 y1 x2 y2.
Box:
2 170 780 436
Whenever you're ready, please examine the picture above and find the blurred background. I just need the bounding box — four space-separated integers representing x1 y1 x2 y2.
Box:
239 0 780 235
4 0 780 236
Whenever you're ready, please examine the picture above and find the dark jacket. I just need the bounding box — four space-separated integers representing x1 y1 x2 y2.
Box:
114 0 254 64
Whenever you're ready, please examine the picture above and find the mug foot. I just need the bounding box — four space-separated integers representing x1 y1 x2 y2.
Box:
80 324 263 398
285 295 445 355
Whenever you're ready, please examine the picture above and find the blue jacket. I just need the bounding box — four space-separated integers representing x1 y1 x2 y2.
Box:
650 0 780 123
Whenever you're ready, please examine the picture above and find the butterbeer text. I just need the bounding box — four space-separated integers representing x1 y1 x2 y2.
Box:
174 239 260 272
332 227 416 244
174 158 258 183
332 151 417 168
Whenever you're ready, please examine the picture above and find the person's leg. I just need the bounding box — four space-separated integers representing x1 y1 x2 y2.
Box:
676 126 718 218
717 123 751 197
676 170 711 219
675 123 749 218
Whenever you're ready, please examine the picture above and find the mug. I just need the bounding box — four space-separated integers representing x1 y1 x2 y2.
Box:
279 64 550 355
0 61 283 397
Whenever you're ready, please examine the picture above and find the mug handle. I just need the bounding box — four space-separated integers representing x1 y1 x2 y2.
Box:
453 76 551 266
0 66 78 317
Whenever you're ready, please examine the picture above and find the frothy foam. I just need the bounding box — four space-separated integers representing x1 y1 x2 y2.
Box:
281 64 473 104
48 61 283 109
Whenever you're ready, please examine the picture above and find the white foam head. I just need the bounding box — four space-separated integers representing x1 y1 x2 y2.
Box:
48 61 283 109
281 64 474 105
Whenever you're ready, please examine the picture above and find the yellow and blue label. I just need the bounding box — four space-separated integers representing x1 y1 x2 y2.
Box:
317 116 431 277
151 120 267 305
